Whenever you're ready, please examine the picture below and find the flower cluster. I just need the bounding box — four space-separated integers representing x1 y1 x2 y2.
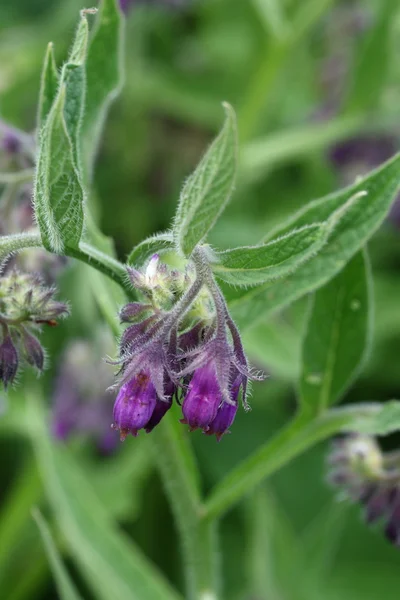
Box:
0 270 68 388
52 332 117 453
327 434 400 546
111 252 260 442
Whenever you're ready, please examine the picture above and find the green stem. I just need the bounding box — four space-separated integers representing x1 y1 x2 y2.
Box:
202 404 381 520
153 407 218 600
0 231 132 296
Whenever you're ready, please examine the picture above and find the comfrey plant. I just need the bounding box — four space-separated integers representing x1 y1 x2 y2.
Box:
111 250 258 441
4 3 400 599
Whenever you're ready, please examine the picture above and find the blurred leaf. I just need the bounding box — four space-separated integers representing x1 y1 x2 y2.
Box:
252 0 289 41
28 394 182 600
299 250 372 415
32 508 83 600
229 154 400 330
243 319 300 380
83 0 123 180
240 115 363 184
37 42 59 130
173 103 237 257
342 400 400 436
244 486 301 600
128 231 174 266
34 14 89 252
212 224 327 286
345 0 397 114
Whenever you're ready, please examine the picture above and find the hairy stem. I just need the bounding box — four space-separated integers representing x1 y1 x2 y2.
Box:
153 407 219 599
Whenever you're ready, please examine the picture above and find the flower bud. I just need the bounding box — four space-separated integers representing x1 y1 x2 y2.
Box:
112 372 157 440
119 302 153 324
21 329 44 371
0 334 18 389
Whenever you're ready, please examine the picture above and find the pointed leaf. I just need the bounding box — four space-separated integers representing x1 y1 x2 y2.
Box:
299 250 372 415
34 14 89 252
33 508 83 600
83 0 124 180
228 153 400 330
212 224 328 286
37 42 59 130
174 103 237 257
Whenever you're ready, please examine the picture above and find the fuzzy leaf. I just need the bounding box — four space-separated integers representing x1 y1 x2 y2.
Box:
62 14 89 164
83 0 123 180
299 250 372 415
33 509 83 600
212 224 328 286
34 15 89 252
228 153 400 330
128 231 175 266
37 42 59 130
174 103 237 257
34 86 85 252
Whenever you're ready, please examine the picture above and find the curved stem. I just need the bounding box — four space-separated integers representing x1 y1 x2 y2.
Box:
202 403 382 520
0 231 133 297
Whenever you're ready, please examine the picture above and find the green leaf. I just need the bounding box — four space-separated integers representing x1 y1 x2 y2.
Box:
34 14 89 253
83 0 123 180
32 509 83 600
345 0 397 113
127 231 175 266
61 14 89 164
212 224 327 286
228 153 400 330
34 86 85 252
341 400 400 436
37 42 59 130
299 250 372 415
174 102 237 257
28 393 182 600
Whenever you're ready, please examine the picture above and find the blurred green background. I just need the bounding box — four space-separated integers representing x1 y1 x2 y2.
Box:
1 0 400 598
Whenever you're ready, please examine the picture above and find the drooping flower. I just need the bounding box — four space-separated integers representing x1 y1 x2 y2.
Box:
111 251 260 441
327 433 400 547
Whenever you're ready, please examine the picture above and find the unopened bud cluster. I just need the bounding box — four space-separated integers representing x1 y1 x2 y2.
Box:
328 434 400 546
0 270 68 388
111 251 261 442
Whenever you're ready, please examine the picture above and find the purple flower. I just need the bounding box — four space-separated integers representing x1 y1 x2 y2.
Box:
206 374 241 441
181 362 221 431
112 372 158 440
